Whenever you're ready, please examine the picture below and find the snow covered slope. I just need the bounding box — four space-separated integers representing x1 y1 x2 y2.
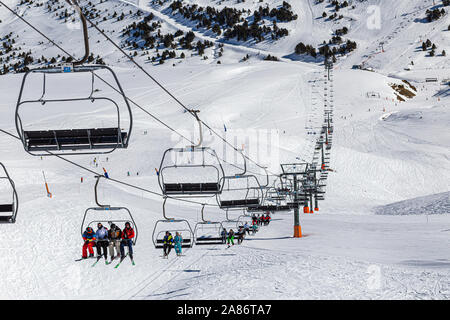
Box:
0 0 448 300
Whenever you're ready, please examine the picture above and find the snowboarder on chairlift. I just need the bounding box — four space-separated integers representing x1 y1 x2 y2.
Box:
162 231 174 257
82 227 97 259
108 223 122 261
174 232 183 256
120 222 135 260
95 223 109 260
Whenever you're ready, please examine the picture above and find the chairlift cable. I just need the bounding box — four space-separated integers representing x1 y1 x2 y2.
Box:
0 128 217 207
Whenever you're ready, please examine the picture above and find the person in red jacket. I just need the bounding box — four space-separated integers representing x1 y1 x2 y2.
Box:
265 213 271 225
82 227 97 259
120 222 135 260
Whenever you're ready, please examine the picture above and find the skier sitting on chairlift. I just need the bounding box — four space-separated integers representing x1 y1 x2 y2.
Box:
120 222 135 260
221 228 227 244
95 223 109 260
174 232 183 257
252 214 257 225
237 226 245 244
227 229 235 247
243 222 250 235
163 231 173 258
265 214 271 225
82 227 96 259
251 220 258 234
108 223 122 261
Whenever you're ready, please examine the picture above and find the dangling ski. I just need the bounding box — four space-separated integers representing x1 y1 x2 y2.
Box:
114 253 128 269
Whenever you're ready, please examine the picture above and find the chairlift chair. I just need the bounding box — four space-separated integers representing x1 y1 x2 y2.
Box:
221 209 242 231
152 197 194 249
216 151 265 210
236 209 254 227
0 163 19 224
158 110 225 197
15 1 132 156
81 176 138 244
158 147 224 197
194 205 225 245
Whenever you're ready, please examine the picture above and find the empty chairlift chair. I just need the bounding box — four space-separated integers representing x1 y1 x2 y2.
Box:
194 205 225 245
15 66 132 156
216 152 265 210
158 147 225 197
15 1 132 156
0 163 19 224
158 109 224 197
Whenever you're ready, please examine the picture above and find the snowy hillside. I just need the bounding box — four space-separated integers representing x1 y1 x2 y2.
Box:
0 0 449 300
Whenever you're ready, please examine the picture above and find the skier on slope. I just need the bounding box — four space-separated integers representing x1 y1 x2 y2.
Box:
120 222 135 261
95 222 109 260
82 227 97 259
162 231 174 258
108 223 122 261
174 232 183 257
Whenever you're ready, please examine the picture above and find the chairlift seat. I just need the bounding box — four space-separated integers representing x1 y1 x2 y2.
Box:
0 204 13 212
195 236 224 245
163 182 220 195
24 128 127 151
155 238 192 248
220 198 260 208
0 216 13 223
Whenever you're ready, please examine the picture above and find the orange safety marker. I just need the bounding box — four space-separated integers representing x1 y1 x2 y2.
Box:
294 225 302 238
42 171 52 198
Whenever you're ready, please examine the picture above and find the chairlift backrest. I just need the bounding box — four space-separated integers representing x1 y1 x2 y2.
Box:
0 163 19 224
158 146 225 197
15 65 133 156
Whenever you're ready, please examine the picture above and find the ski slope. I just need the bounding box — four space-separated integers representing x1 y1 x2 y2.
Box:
0 0 449 300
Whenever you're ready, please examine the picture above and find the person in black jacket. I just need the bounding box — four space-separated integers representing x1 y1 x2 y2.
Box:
237 226 245 244
162 231 173 258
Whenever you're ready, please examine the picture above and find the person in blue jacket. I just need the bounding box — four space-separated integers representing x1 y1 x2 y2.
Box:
174 232 183 257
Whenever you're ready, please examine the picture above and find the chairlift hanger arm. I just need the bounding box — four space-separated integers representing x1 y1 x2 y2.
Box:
65 0 90 66
94 175 110 208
